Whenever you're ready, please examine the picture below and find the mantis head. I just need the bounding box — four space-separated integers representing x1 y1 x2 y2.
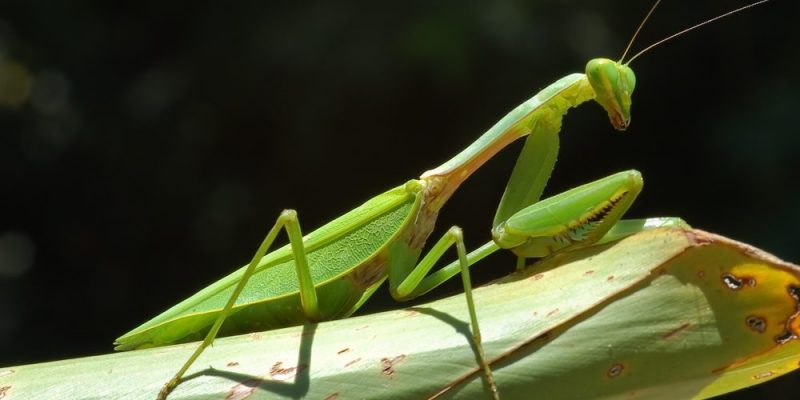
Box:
585 0 769 131
586 58 636 131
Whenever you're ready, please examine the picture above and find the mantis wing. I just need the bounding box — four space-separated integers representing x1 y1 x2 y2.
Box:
115 181 424 350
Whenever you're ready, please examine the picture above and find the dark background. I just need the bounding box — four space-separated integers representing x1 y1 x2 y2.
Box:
1 0 798 398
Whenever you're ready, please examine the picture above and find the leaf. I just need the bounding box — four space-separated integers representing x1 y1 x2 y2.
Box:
1 228 798 399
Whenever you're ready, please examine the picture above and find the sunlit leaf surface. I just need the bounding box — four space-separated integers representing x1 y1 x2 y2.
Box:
1 228 798 399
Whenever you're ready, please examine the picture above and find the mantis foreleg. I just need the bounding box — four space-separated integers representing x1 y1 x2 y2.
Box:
492 115 560 270
407 169 688 300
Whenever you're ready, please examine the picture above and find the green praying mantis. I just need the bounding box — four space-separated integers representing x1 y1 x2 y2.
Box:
113 1 771 399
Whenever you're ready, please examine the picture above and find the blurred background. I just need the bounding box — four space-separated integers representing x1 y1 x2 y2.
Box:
0 0 798 398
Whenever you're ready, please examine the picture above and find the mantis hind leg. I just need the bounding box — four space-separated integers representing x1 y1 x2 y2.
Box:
158 209 320 400
390 227 499 400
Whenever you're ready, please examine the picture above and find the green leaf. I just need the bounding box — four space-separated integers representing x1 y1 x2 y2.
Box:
1 228 798 399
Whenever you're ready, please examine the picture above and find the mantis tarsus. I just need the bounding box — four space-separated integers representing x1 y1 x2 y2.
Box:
113 1 771 399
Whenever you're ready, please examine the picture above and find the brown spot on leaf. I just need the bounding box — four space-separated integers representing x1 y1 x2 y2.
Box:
685 230 714 246
530 273 545 281
0 386 9 399
583 270 595 276
775 329 795 344
607 275 615 282
345 357 362 367
746 316 767 333
774 285 800 344
607 363 624 378
662 323 691 340
697 270 705 278
753 371 775 380
227 361 240 367
789 285 800 302
270 362 308 381
546 308 560 318
226 379 262 400
337 348 350 355
721 273 741 290
355 325 369 331
380 354 406 376
721 273 757 291
324 392 340 400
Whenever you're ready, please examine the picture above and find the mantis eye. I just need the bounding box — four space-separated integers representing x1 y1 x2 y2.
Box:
586 58 636 131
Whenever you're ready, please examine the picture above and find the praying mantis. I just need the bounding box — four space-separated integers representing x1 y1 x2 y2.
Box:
112 1 772 399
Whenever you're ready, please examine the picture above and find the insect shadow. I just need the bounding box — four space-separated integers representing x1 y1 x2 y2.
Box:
181 322 316 399
409 306 497 395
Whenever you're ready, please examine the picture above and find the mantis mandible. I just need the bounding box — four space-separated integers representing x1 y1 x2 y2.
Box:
114 1 770 399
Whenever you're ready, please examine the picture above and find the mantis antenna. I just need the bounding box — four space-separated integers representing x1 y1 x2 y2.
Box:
625 0 770 65
618 0 662 63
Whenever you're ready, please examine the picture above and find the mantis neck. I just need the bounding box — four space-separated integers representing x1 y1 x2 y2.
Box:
419 73 597 212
